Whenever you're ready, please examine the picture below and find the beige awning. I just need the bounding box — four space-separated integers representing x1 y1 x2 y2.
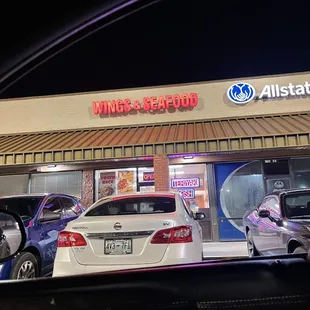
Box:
0 112 310 165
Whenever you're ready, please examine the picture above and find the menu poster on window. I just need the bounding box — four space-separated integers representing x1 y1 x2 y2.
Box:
117 170 136 193
99 172 116 198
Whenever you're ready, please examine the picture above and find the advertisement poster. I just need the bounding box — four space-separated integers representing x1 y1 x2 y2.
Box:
99 172 116 198
117 170 136 193
140 185 155 192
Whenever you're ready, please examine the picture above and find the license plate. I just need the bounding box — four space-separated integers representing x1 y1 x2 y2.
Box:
104 238 132 255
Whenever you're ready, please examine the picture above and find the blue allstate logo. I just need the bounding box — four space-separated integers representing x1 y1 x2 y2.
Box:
227 83 256 105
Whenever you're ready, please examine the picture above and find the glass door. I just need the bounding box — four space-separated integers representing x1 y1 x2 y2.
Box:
214 161 265 241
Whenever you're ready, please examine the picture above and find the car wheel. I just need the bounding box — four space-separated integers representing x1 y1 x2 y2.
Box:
292 246 307 254
10 252 39 280
246 230 259 257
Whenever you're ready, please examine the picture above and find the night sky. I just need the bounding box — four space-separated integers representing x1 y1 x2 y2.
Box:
0 0 309 99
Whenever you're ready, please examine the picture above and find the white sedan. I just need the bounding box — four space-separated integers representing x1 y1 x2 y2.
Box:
52 192 204 277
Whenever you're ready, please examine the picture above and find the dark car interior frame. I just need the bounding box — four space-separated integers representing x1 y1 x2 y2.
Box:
0 0 162 95
1 255 310 309
1 1 310 309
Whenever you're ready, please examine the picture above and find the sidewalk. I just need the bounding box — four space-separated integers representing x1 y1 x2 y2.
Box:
203 241 248 259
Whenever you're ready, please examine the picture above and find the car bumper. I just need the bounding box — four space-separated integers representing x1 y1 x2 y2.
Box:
53 243 203 277
0 260 13 280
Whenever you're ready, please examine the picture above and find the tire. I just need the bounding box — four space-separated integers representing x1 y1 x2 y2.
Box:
292 246 307 255
246 230 259 257
10 252 39 280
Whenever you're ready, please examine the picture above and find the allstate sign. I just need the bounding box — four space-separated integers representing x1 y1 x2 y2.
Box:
227 81 310 105
227 83 256 105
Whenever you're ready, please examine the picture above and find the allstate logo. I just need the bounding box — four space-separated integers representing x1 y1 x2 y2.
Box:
227 83 256 105
274 180 284 189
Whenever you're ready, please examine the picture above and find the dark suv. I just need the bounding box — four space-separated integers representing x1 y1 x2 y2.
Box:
0 193 85 280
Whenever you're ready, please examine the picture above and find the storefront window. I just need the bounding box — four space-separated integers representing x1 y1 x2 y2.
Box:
95 168 137 200
292 158 310 189
30 171 82 198
0 174 29 196
169 164 209 212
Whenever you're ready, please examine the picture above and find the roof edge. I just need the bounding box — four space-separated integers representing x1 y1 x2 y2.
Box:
0 110 309 138
1 70 310 103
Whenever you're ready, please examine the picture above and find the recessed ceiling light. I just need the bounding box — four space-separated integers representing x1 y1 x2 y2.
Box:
183 156 194 159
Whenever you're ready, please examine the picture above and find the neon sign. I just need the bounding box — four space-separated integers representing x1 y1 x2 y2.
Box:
92 93 198 115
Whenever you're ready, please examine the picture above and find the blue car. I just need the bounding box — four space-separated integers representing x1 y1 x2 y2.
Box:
0 193 85 280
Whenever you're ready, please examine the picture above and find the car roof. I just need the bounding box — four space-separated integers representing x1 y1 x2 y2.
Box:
266 188 310 196
97 191 176 201
90 191 177 208
0 193 79 199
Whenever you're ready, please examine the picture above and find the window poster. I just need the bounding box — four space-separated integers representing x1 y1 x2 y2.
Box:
140 185 155 192
98 171 116 199
96 168 137 200
117 170 136 194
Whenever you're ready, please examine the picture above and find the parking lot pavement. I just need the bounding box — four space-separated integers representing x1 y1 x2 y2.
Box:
203 241 248 259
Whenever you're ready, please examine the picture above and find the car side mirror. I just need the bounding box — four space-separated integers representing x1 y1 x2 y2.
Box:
194 212 206 220
258 209 270 218
0 209 26 263
39 212 61 223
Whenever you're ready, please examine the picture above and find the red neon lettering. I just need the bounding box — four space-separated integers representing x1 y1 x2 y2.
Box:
116 99 124 113
157 96 166 110
172 94 181 108
143 172 154 181
165 95 173 109
92 93 198 115
92 101 104 114
189 93 198 107
123 99 131 112
143 97 151 111
150 96 157 111
181 93 190 107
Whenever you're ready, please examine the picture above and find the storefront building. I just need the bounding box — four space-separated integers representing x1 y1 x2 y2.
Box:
1 72 310 242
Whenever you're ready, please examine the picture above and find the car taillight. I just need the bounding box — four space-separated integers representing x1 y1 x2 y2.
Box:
150 225 192 244
57 231 87 247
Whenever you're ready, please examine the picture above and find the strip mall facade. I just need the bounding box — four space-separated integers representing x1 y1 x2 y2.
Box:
1 72 310 242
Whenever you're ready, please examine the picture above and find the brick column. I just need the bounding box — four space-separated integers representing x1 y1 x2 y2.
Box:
81 169 94 208
154 155 170 191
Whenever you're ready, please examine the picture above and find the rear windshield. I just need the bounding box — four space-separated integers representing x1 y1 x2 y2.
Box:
284 193 310 218
85 196 176 216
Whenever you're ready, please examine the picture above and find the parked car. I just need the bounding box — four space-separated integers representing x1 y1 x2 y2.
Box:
243 188 310 257
0 194 85 280
53 192 205 277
